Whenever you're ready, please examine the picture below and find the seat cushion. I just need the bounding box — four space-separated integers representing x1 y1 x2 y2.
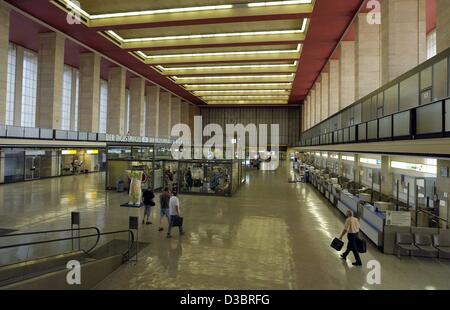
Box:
398 244 418 251
438 246 450 254
417 245 438 252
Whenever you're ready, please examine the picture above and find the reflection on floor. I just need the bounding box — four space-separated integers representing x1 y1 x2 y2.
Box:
1 164 450 289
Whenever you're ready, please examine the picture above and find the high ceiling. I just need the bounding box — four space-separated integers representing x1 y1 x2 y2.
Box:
6 0 364 106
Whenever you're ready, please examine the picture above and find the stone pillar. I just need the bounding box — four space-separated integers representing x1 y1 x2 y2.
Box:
70 68 77 130
321 73 329 120
129 77 145 136
0 4 9 125
13 46 24 126
381 155 393 197
315 83 321 124
107 67 126 135
181 101 190 126
51 150 60 177
189 104 200 135
78 53 101 132
339 41 356 109
306 95 311 129
381 0 426 84
146 85 159 138
436 0 450 53
328 60 340 116
310 89 316 127
170 96 181 129
159 91 172 139
0 150 4 184
355 13 381 99
35 33 65 129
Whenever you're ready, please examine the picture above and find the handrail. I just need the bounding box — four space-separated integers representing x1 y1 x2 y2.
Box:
0 228 135 262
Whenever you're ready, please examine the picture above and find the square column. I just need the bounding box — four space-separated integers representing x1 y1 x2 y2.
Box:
171 96 181 128
381 155 393 197
145 85 160 138
181 101 190 125
129 77 145 136
306 94 311 129
159 91 172 139
328 60 340 116
381 0 426 84
436 0 450 53
339 41 356 109
78 53 101 133
310 89 316 127
321 73 329 120
355 13 381 99
36 32 65 129
188 104 200 134
315 83 321 124
0 4 9 124
107 67 126 135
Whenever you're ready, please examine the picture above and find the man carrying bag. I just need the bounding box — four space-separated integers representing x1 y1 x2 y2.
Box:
167 188 185 238
338 210 363 266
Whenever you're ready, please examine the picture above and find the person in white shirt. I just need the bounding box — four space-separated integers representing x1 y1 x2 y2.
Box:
167 188 184 238
339 210 362 266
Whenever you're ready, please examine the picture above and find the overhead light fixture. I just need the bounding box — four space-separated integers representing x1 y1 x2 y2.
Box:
206 100 288 104
60 0 311 20
201 95 290 100
156 62 298 72
185 83 292 88
106 23 307 43
138 45 301 59
194 90 290 94
248 0 312 7
173 74 295 80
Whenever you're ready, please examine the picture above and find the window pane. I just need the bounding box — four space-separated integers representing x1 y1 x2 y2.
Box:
99 80 108 133
61 66 72 130
21 50 38 128
399 74 419 111
432 58 448 101
384 84 399 115
416 101 442 134
420 66 432 90
6 44 16 126
427 30 437 60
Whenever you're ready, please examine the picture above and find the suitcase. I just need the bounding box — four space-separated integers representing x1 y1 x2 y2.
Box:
172 215 184 227
356 237 367 253
330 238 344 251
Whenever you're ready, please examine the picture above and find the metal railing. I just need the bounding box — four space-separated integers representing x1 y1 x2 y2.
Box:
0 227 135 264
0 124 174 145
300 97 450 147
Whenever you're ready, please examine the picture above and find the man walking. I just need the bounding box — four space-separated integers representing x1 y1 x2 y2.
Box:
158 187 171 232
167 188 184 238
339 210 362 266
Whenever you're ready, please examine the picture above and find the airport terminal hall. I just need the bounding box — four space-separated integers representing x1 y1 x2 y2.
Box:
2 0 450 296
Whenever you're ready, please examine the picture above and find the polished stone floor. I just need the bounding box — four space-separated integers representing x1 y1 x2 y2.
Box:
1 163 450 289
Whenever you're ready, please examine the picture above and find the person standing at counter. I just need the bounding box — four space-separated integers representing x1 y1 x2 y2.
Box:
339 210 362 266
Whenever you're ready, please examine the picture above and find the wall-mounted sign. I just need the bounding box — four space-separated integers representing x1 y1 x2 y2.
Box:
62 150 77 155
386 211 411 227
86 149 99 155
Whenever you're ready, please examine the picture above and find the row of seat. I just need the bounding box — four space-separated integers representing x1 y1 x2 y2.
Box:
396 232 450 258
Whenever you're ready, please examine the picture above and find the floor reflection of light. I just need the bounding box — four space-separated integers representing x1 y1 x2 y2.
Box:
425 285 436 290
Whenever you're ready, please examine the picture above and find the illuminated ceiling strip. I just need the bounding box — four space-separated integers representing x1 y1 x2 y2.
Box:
138 45 301 59
201 95 290 99
106 20 307 43
62 0 311 20
185 83 292 88
156 62 298 71
206 101 288 104
194 90 290 94
173 74 295 80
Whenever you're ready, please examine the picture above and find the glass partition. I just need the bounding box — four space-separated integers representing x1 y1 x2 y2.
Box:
393 111 411 137
107 146 132 160
349 126 356 141
384 84 399 115
155 144 172 159
378 115 392 139
433 58 448 101
367 120 378 140
3 150 25 183
178 160 232 196
358 123 367 141
400 74 419 111
416 101 443 134
446 99 450 132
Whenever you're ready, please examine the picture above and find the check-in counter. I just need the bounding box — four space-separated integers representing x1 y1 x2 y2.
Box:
360 204 385 247
338 191 358 214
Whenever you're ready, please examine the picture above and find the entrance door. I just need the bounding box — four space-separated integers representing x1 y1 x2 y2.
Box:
24 156 41 180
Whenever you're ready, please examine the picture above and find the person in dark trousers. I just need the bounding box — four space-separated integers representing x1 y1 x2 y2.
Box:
339 210 362 266
142 188 155 225
158 187 171 232
185 168 193 192
167 188 184 238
